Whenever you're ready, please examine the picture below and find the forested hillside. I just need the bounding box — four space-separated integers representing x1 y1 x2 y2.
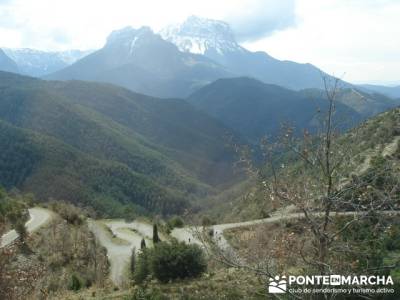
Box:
0 72 238 217
188 77 400 143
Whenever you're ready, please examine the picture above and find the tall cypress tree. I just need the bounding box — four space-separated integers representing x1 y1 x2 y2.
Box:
153 224 160 244
141 238 146 249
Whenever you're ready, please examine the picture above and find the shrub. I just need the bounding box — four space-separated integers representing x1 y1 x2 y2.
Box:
50 202 84 225
14 220 27 242
69 274 82 291
201 216 214 227
134 249 151 284
149 241 206 283
167 216 184 229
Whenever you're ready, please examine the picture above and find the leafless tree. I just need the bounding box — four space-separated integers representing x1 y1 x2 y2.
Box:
201 76 399 299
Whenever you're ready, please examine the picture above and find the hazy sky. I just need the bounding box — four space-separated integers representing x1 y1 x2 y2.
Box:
0 0 399 84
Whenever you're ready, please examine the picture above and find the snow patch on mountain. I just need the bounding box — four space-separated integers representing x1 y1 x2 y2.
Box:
106 26 153 47
129 37 139 54
3 48 92 76
159 16 243 55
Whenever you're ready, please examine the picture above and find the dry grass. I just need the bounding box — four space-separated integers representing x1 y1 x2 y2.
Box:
224 219 315 274
56 267 266 300
1 213 110 299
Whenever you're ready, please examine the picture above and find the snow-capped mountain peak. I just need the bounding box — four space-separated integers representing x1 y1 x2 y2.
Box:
159 15 242 55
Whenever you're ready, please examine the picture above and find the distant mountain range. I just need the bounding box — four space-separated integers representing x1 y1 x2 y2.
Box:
3 48 91 76
188 77 400 141
47 26 232 98
47 16 332 97
1 16 399 100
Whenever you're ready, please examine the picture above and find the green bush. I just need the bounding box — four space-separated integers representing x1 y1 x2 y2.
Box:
167 216 184 229
134 241 207 284
149 241 206 283
69 274 82 291
201 216 214 227
134 249 151 284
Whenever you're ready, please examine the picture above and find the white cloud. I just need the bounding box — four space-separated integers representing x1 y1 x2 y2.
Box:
245 0 400 83
0 0 296 50
224 0 296 42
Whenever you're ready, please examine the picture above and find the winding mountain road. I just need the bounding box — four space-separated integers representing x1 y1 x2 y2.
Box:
171 210 400 253
6 207 396 287
94 210 400 286
0 207 52 248
88 219 154 287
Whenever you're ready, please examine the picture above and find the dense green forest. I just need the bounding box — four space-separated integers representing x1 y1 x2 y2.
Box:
0 72 239 217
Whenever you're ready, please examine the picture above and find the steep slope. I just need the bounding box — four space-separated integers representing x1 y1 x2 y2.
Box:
160 16 333 91
188 77 362 142
49 80 237 184
47 27 232 98
359 84 400 99
210 107 400 221
300 88 400 117
0 119 187 216
0 49 19 73
0 72 238 215
347 107 400 156
3 48 92 77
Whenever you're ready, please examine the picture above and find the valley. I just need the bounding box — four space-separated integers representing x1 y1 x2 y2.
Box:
0 6 400 299
0 66 399 299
